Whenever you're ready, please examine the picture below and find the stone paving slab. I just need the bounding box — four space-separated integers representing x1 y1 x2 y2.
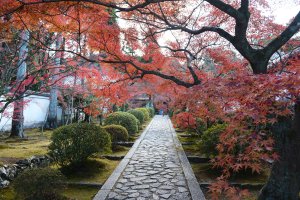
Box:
94 115 205 200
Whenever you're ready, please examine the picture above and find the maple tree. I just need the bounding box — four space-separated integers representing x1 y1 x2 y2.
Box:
0 28 77 137
0 0 300 199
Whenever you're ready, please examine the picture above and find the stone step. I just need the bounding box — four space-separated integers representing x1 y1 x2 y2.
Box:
66 181 103 188
101 155 124 160
187 156 210 163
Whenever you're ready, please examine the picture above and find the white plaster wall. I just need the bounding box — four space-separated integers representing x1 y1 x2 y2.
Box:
0 95 50 131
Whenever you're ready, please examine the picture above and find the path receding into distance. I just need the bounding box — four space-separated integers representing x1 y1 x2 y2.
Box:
94 115 205 200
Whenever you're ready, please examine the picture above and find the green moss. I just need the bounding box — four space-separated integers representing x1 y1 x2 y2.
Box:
0 187 15 200
63 185 99 200
108 145 130 156
0 185 99 200
177 133 199 144
0 129 53 162
230 168 269 184
191 163 221 183
0 143 10 149
178 133 203 157
62 158 119 184
0 140 50 159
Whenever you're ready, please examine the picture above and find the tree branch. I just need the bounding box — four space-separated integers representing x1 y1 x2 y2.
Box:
101 60 200 88
0 0 176 17
204 0 240 19
264 11 300 58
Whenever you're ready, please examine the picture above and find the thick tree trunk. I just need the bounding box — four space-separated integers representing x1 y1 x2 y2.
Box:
258 100 300 200
99 114 103 126
74 108 80 122
84 113 90 122
250 59 269 74
47 34 62 129
11 98 24 138
47 87 58 129
10 30 29 138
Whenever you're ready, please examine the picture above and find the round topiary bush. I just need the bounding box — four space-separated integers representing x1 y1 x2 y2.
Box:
147 107 155 118
103 125 129 143
104 112 138 135
198 123 227 158
48 123 111 166
127 109 145 124
13 167 67 200
135 108 150 121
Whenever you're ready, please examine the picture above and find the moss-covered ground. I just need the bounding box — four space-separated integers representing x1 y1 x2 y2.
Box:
0 119 152 199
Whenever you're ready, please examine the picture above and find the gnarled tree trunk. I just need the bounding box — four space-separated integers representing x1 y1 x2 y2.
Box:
258 100 300 200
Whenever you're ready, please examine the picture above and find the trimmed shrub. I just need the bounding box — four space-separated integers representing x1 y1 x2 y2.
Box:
198 123 227 158
147 107 155 118
136 108 150 121
49 123 111 166
128 109 145 124
105 112 138 135
103 125 129 143
13 168 67 200
136 119 141 130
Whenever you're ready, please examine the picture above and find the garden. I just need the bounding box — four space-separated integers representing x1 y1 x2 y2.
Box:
0 107 154 200
0 0 300 199
173 116 271 199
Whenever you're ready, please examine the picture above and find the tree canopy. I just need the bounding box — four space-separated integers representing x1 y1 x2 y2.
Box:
0 0 300 199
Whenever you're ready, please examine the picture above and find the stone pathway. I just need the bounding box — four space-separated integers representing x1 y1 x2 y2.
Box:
94 116 205 200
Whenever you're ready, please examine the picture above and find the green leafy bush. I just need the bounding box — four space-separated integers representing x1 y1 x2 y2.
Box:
198 123 227 158
135 108 150 121
136 119 141 130
127 109 145 124
13 168 67 200
103 125 129 143
105 112 138 135
195 117 207 134
49 123 111 166
147 107 155 118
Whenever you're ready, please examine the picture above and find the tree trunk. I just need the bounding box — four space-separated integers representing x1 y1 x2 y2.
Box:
47 34 63 129
10 30 29 138
258 100 300 200
11 98 24 138
84 113 90 122
250 60 268 74
74 108 80 122
249 51 270 74
99 114 103 126
47 87 58 129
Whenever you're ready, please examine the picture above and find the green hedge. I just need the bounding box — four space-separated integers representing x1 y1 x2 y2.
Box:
13 168 67 200
128 109 145 124
198 123 227 158
49 123 111 166
103 125 129 143
105 112 138 135
147 107 155 118
135 108 150 121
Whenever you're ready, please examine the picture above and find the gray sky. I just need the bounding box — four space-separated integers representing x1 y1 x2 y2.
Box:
270 0 300 24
